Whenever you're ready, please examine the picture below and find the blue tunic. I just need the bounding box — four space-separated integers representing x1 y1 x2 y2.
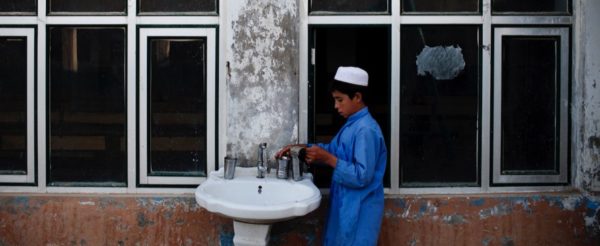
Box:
314 107 387 246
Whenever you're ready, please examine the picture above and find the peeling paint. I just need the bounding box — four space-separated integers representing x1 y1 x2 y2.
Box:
416 45 465 80
226 0 299 164
500 237 514 246
469 198 485 207
442 214 468 225
479 203 512 219
136 212 154 227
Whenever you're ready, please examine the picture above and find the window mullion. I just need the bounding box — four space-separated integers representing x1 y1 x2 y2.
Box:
126 0 137 192
389 0 401 194
36 0 47 192
481 0 492 192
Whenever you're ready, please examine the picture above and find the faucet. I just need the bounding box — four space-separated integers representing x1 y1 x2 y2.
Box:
256 142 268 178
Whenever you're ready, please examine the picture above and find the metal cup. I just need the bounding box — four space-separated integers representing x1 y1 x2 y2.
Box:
277 156 290 179
224 157 237 180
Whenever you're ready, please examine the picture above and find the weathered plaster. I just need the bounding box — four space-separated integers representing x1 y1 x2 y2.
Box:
226 0 299 165
574 0 600 191
1 194 598 245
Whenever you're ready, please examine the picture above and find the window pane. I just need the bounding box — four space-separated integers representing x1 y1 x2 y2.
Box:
501 36 558 174
0 0 36 15
138 0 217 15
0 37 27 174
48 27 126 185
148 38 207 177
310 0 388 14
400 25 480 186
402 0 479 13
48 0 126 14
492 0 571 14
310 26 391 188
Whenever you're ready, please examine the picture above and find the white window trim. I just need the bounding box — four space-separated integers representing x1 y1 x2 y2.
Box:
0 0 224 193
138 27 217 185
492 27 570 185
0 28 36 184
299 0 574 194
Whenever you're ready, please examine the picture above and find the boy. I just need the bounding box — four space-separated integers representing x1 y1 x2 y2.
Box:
276 66 387 245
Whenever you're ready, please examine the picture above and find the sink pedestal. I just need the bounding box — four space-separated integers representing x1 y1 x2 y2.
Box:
233 221 271 246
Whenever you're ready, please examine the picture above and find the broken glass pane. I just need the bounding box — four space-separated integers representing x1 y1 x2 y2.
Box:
501 36 559 174
138 0 217 15
400 25 480 186
402 0 479 13
148 38 207 177
0 36 27 174
310 0 389 14
492 0 571 14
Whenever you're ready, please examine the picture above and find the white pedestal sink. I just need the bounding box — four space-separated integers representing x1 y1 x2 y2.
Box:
195 167 321 246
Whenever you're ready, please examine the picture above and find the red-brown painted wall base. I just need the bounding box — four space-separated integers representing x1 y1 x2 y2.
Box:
0 193 598 245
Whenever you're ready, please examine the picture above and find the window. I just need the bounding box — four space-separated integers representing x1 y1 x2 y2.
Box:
400 25 480 187
48 26 127 186
138 0 217 15
309 0 389 15
301 0 573 192
0 28 35 184
492 27 570 185
0 0 37 15
139 27 217 185
401 0 479 14
48 0 126 15
0 1 219 192
492 0 571 15
308 25 391 188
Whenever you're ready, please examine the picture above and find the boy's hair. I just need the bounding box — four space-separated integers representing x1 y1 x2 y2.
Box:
329 80 369 104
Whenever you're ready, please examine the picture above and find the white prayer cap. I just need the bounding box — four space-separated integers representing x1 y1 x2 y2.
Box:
334 66 368 86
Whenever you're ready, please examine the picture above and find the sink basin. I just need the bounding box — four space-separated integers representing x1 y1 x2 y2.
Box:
195 167 321 224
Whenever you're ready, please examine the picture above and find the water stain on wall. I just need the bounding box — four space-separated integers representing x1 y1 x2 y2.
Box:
227 0 299 164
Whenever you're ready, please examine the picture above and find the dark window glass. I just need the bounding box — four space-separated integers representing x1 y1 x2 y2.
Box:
402 0 479 13
48 0 126 15
400 25 480 186
310 26 391 188
310 0 389 14
148 38 207 177
48 27 126 186
501 36 559 174
138 0 217 15
492 0 571 14
0 0 36 15
0 37 28 174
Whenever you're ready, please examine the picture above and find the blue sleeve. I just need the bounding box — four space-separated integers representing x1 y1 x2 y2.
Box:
332 128 381 189
314 143 332 153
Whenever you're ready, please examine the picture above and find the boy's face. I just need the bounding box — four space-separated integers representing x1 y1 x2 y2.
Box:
332 90 364 118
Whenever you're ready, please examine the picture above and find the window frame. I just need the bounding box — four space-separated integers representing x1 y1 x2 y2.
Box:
0 1 223 193
492 26 570 185
0 27 36 184
299 0 575 194
138 27 217 186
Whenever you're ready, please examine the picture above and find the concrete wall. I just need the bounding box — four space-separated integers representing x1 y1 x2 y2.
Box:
574 0 600 192
1 194 599 245
224 0 299 165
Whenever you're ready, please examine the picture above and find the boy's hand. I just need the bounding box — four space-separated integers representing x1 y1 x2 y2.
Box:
275 144 306 159
304 145 337 168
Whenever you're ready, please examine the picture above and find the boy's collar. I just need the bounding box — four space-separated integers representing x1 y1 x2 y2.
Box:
347 107 369 122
